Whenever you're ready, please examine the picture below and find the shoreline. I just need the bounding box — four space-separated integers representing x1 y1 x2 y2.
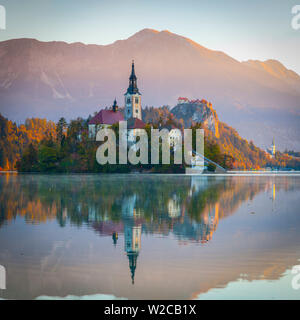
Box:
1 171 300 176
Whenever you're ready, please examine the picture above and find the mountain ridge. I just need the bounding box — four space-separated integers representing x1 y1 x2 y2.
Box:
0 29 299 150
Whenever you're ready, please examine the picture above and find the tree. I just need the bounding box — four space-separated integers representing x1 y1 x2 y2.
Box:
56 117 67 145
18 143 38 172
38 144 58 172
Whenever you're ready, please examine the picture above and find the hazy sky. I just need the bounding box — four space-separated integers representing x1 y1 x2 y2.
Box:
0 0 299 73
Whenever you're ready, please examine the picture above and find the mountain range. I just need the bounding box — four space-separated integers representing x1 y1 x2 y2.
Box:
0 28 299 150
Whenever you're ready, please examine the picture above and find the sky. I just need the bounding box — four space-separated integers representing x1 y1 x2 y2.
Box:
0 0 299 73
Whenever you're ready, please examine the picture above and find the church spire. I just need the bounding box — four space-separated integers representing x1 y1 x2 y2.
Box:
130 60 136 80
124 61 142 120
112 98 118 112
126 60 140 95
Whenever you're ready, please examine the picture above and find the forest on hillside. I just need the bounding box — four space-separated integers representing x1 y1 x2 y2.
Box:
0 114 56 170
0 110 299 173
142 106 300 170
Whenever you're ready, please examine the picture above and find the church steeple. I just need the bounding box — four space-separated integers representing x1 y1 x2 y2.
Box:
124 61 142 120
112 98 118 112
130 60 136 80
126 60 140 95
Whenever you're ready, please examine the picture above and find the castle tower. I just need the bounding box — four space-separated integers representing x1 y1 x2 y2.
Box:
124 61 142 120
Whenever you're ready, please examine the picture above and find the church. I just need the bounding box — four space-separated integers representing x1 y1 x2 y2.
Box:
88 61 144 138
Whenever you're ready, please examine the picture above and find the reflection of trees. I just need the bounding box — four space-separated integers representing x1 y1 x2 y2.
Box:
0 174 296 242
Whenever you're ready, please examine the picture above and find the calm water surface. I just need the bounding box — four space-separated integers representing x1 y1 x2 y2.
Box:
0 173 300 300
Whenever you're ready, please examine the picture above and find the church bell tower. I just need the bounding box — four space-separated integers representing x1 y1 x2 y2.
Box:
124 61 142 120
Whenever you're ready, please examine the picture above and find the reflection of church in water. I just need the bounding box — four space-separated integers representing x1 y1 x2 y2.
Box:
124 221 141 284
122 195 142 285
97 177 221 284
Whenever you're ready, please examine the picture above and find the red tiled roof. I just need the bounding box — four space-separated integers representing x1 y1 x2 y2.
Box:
89 109 124 125
178 97 189 101
127 117 146 129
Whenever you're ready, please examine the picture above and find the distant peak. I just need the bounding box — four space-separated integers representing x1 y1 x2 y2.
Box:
243 59 300 80
130 28 180 39
142 28 159 33
245 59 285 69
133 28 159 36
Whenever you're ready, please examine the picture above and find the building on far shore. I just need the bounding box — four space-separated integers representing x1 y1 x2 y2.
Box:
178 97 189 104
266 138 276 158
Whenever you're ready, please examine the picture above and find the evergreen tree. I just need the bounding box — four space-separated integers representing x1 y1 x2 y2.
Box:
18 143 38 172
56 117 67 145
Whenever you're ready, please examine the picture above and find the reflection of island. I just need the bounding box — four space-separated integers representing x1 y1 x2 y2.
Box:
88 177 276 283
0 174 287 239
172 203 219 243
0 175 291 270
1 173 300 299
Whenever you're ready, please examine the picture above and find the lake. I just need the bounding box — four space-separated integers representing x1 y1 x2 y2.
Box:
0 173 300 300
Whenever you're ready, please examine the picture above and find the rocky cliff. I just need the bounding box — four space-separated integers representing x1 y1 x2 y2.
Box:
171 100 219 138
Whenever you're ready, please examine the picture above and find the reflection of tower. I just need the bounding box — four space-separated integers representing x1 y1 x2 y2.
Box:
124 223 141 284
122 193 142 284
168 195 181 218
189 176 209 196
122 195 137 217
112 232 118 247
127 252 138 285
208 203 219 240
272 182 276 212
